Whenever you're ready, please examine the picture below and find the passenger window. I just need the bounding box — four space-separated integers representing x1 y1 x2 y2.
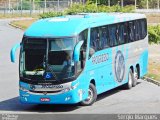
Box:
141 19 147 39
124 22 129 43
100 26 110 49
118 23 125 45
135 20 142 40
90 27 101 51
108 24 118 46
90 26 110 56
128 21 135 42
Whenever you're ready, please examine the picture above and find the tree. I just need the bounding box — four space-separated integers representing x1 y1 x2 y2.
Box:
89 0 134 6
89 0 158 8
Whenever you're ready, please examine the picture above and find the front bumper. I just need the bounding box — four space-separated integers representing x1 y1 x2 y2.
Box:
20 89 81 104
19 80 86 104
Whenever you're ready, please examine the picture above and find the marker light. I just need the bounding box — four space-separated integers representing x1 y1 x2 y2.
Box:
19 86 28 92
65 96 72 101
61 82 79 93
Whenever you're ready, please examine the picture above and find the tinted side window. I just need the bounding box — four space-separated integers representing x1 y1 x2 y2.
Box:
117 23 125 44
135 20 142 40
128 21 135 42
124 22 129 43
108 24 118 46
100 26 110 49
90 26 110 52
141 19 147 39
90 27 100 51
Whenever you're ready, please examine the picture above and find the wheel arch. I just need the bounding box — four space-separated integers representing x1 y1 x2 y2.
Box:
136 64 140 79
90 79 96 87
130 66 134 73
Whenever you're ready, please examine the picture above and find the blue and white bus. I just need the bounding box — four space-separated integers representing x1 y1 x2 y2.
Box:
10 13 148 105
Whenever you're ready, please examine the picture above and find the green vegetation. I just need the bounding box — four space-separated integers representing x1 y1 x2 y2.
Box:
39 2 134 19
146 73 160 81
90 0 134 6
148 25 160 44
90 0 159 9
65 3 134 14
39 12 63 19
145 60 160 81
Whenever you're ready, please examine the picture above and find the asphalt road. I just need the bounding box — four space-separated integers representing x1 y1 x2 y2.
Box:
0 19 160 114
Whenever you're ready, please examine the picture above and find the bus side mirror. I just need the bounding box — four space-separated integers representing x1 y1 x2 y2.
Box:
73 41 84 62
10 43 21 63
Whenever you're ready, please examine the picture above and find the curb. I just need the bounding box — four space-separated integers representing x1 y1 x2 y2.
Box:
143 76 160 86
8 18 35 30
9 22 24 30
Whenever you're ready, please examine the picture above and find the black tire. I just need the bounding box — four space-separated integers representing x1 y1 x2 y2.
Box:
133 67 138 87
124 69 134 89
80 83 97 106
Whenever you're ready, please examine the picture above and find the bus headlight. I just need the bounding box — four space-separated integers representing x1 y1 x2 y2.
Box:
61 82 79 93
19 86 28 92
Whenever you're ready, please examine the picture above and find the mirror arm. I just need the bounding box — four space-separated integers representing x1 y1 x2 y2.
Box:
80 50 84 68
73 41 84 62
10 43 21 63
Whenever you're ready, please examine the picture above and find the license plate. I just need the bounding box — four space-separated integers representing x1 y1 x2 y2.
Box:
40 98 50 102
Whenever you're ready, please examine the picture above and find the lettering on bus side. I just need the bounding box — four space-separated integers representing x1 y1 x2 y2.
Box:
114 50 125 82
30 84 63 90
92 53 109 64
41 85 63 89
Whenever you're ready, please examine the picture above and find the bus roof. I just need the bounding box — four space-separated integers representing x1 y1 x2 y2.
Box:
24 13 146 38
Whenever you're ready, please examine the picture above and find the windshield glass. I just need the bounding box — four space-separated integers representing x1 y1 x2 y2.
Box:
20 37 77 81
47 38 76 80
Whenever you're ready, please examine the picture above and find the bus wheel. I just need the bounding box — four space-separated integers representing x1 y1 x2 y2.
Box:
80 83 97 106
125 69 134 89
133 67 138 87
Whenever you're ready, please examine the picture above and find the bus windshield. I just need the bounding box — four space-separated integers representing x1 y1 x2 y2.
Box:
20 37 77 81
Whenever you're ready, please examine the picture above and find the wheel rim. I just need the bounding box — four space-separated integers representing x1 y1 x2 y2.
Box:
84 88 94 103
128 71 132 87
134 69 138 81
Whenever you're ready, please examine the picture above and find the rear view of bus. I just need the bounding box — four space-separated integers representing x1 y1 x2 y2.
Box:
10 13 148 106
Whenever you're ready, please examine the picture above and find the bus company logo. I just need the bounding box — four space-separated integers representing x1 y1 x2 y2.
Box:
41 85 63 89
30 85 35 90
92 53 108 64
114 50 125 82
